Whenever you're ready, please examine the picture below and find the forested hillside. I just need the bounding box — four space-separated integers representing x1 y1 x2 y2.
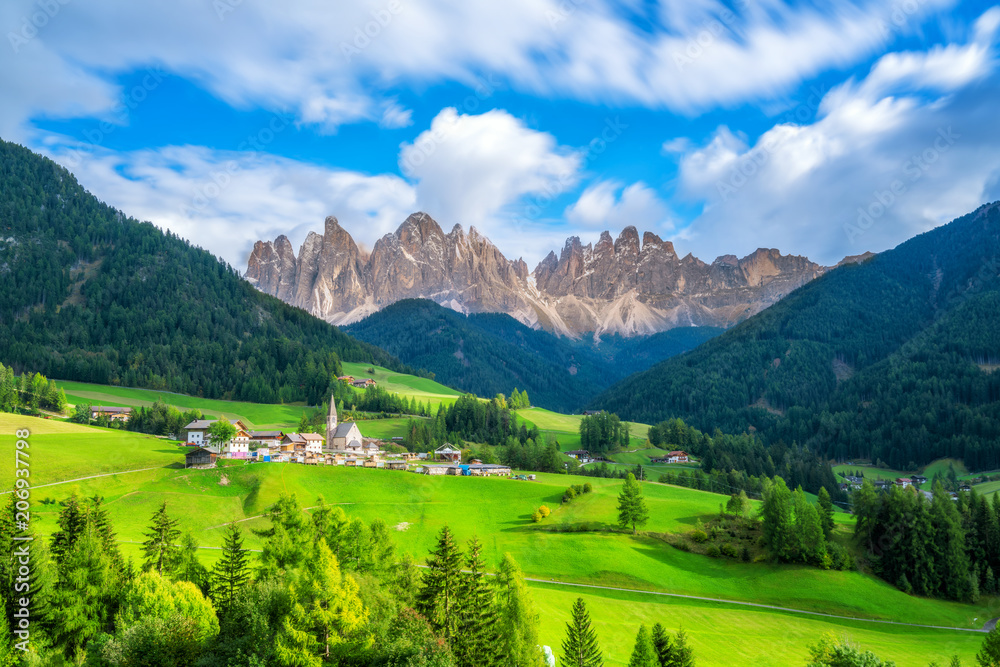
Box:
0 139 409 404
344 298 720 412
594 202 1000 470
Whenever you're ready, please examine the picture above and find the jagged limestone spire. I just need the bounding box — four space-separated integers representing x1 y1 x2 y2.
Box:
326 396 338 443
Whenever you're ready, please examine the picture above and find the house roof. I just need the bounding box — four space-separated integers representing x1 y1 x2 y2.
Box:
185 420 216 430
435 443 460 452
251 431 283 438
566 450 590 456
669 451 688 456
283 433 307 443
333 423 360 438
301 433 324 441
93 406 133 413
185 447 216 457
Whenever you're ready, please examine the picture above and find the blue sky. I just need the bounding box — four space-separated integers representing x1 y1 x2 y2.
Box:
2 0 999 269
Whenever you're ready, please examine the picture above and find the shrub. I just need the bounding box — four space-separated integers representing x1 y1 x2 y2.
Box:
740 546 751 562
690 530 708 544
583 483 593 493
720 543 738 558
563 487 577 501
531 510 542 523
538 505 551 518
705 544 720 557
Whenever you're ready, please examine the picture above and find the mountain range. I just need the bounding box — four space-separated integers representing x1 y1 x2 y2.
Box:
593 201 1000 471
246 213 864 338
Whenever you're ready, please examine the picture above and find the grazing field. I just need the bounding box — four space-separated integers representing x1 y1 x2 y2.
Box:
352 416 424 440
1 416 994 664
56 379 310 429
0 413 183 492
340 362 463 409
516 407 650 453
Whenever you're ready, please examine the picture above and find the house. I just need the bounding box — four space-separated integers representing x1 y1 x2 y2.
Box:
184 419 250 447
91 406 133 423
280 433 306 455
351 378 377 389
667 451 689 464
435 443 462 462
582 410 604 416
185 447 216 468
895 478 912 488
300 432 325 454
223 428 252 459
250 431 284 448
959 484 972 492
912 475 928 485
873 480 892 490
566 450 592 463
337 375 356 383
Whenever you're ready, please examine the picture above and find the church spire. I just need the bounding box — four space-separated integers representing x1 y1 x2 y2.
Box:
326 396 338 443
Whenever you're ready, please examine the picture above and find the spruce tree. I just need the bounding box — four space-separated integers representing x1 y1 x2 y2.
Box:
817 487 835 538
559 597 603 667
454 537 503 667
173 531 210 593
212 523 251 617
495 552 545 667
978 625 1000 667
617 473 649 535
416 526 464 640
142 501 181 576
761 477 794 561
628 625 658 667
672 628 695 667
651 623 673 667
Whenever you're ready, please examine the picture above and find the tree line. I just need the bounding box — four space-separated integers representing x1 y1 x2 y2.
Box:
0 365 67 415
579 412 630 456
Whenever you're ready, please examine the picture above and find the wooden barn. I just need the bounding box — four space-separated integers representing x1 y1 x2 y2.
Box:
185 447 216 468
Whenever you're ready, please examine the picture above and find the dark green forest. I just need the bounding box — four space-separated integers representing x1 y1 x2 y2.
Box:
594 202 1000 471
0 139 411 405
345 298 719 412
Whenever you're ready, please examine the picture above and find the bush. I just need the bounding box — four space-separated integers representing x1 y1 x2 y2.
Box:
531 510 542 523
740 546 751 562
538 505 551 518
563 487 577 502
583 483 593 493
690 530 708 544
705 544 720 557
720 543 738 558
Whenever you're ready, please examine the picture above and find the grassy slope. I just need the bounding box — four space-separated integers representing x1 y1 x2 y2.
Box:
340 362 463 410
57 380 309 430
0 414 991 664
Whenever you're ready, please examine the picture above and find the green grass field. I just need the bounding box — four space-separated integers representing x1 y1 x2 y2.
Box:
353 417 423 440
1 413 995 664
340 362 462 410
56 379 310 430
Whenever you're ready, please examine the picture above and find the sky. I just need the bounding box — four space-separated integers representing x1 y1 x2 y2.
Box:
2 0 999 270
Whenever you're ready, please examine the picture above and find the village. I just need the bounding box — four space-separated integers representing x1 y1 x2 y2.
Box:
91 396 515 478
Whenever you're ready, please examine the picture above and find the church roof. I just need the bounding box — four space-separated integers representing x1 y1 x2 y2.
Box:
333 422 360 438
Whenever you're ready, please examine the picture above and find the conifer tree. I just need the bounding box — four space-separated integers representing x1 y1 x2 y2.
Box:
651 623 673 667
978 625 1000 667
559 597 603 667
454 537 503 667
817 487 835 538
212 523 251 617
761 477 794 560
617 473 649 534
416 526 464 640
495 552 545 667
173 531 210 594
142 501 181 576
628 625 658 667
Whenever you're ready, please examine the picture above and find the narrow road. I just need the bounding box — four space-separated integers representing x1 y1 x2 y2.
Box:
1 466 165 494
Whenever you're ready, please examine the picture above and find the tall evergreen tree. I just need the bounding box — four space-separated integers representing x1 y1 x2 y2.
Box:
454 537 503 667
761 477 794 561
671 628 695 667
627 625 658 667
416 526 464 640
651 623 673 667
817 487 835 538
559 597 603 667
617 473 649 534
173 531 210 594
211 524 251 617
495 552 545 667
142 501 181 576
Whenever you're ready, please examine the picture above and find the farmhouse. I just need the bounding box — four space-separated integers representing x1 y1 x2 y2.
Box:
185 447 216 468
300 432 325 454
91 406 133 423
912 475 928 485
435 443 462 462
566 450 592 463
667 451 689 463
184 419 250 448
250 431 284 447
337 376 356 383
895 477 912 488
351 378 377 389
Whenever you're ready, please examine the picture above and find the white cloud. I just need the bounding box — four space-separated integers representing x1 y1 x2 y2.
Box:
40 140 417 268
565 180 671 231
0 0 962 139
673 13 1000 265
400 107 581 231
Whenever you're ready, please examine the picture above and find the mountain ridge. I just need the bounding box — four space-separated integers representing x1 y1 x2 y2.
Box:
247 212 849 338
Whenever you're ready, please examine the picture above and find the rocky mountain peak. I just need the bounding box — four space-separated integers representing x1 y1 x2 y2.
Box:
248 214 843 337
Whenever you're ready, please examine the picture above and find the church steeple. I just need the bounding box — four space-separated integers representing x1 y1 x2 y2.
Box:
326 396 338 443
